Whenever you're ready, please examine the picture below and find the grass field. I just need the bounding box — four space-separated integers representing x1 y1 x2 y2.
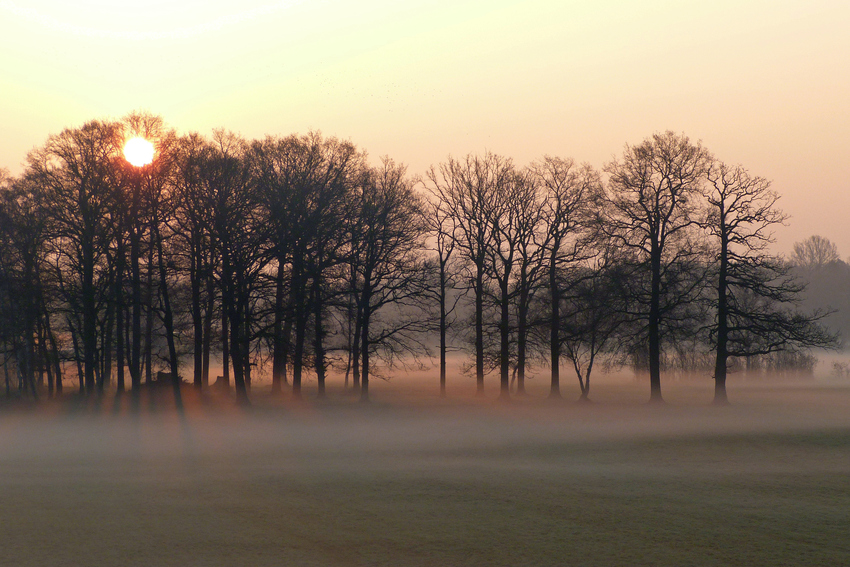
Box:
2 380 849 566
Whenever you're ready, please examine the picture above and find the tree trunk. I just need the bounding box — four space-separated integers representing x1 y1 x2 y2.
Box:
648 240 663 403
360 279 371 402
191 236 203 390
221 307 230 390
154 220 181 400
144 241 154 385
713 234 730 405
499 279 511 400
516 283 528 396
272 260 286 394
115 247 125 394
291 261 306 399
130 224 142 392
202 264 215 388
475 257 485 395
548 255 561 398
313 274 326 398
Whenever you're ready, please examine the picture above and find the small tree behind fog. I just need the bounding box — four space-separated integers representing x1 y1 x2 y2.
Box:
790 235 840 270
557 249 631 401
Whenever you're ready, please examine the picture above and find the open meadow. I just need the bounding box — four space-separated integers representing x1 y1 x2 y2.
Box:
2 378 850 566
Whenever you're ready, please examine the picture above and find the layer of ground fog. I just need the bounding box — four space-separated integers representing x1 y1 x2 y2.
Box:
2 380 850 566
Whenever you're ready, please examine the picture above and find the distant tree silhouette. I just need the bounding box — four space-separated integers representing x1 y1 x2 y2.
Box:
251 132 363 398
790 235 840 270
205 131 260 404
173 133 220 391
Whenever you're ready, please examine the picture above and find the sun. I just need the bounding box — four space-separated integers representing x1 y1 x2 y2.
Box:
123 137 155 167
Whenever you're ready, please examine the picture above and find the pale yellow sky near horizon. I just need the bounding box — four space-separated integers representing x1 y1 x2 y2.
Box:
1 0 848 256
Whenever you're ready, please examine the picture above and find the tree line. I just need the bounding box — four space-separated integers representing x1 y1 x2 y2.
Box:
0 115 836 405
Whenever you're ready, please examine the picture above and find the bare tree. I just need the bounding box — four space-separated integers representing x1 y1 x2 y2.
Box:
173 133 220 391
29 120 121 394
790 235 840 270
599 131 711 403
704 162 837 404
352 159 428 401
559 252 630 401
425 153 511 395
530 157 600 398
420 189 463 397
206 131 261 404
252 132 363 398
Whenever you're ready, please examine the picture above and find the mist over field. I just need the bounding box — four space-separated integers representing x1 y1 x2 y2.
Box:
3 378 850 567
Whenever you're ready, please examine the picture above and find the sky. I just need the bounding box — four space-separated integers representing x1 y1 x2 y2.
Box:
1 0 848 256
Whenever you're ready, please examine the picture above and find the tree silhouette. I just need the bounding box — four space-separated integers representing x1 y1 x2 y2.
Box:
704 162 837 404
790 235 840 270
599 131 711 403
530 157 600 398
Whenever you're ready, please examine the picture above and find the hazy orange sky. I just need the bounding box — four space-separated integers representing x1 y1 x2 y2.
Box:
1 0 848 255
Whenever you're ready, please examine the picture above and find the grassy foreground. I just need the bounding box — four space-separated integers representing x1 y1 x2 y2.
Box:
1 381 849 566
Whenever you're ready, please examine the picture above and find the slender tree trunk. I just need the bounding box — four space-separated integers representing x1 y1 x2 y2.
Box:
713 234 729 405
115 246 125 394
130 224 142 392
191 237 203 390
41 306 62 396
221 307 230 390
228 299 249 404
69 320 84 395
516 283 528 396
202 263 214 388
100 291 114 394
439 274 447 397
291 262 306 399
648 240 663 403
360 279 371 402
154 220 181 398
313 272 326 398
475 257 485 395
243 293 251 392
144 241 154 385
82 236 97 395
272 260 287 394
499 279 510 400
548 254 561 398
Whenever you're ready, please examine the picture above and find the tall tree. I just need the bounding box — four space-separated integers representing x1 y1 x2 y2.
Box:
352 159 428 401
29 120 121 394
530 157 600 398
599 131 711 403
206 131 262 404
251 132 363 398
426 153 510 395
421 189 463 397
704 162 837 404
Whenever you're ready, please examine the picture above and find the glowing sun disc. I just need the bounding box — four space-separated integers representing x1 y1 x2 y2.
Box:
124 137 154 167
